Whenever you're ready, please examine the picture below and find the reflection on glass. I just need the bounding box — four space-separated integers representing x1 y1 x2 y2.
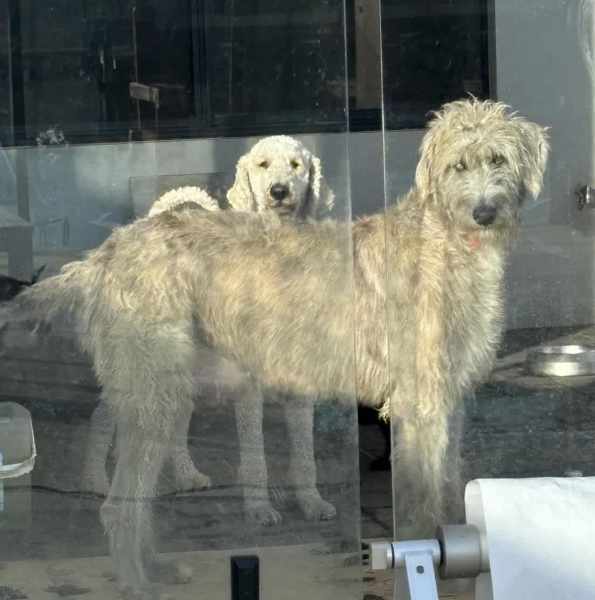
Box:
381 0 492 129
380 0 595 596
1 0 351 145
0 2 362 599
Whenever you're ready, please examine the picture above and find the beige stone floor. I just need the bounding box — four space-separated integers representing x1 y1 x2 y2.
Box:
363 566 474 600
1 551 473 600
0 546 361 600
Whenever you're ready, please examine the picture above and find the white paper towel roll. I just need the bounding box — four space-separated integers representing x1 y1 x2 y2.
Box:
465 478 595 600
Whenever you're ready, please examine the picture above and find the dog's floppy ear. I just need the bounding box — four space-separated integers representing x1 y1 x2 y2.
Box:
415 126 439 196
227 155 256 211
302 155 335 219
519 121 550 200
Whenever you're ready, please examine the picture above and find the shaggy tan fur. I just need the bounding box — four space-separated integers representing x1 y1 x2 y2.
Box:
83 138 335 497
13 99 548 593
83 184 221 496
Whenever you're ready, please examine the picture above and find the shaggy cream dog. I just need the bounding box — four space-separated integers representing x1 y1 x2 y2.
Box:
11 99 548 594
83 185 221 496
83 137 336 496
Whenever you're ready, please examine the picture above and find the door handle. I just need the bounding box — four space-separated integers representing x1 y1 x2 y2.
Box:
576 184 595 209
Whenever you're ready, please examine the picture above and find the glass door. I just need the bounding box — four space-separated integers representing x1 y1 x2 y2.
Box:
381 0 594 597
0 2 362 599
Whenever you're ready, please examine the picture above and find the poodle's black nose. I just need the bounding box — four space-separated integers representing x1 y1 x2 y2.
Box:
270 184 289 201
473 204 497 226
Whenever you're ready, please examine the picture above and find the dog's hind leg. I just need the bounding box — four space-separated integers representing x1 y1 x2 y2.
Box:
100 409 165 593
234 381 281 526
283 399 336 521
96 322 198 594
170 401 211 492
100 400 194 595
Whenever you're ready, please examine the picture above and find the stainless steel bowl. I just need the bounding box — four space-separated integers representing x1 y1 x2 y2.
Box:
526 344 595 377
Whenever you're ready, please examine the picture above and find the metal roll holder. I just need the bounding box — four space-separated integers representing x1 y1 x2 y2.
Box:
369 524 489 600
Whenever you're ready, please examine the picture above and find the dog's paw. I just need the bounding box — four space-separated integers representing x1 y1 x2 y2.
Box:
117 584 146 600
297 492 337 521
147 558 193 585
118 584 173 600
174 467 212 492
245 499 282 526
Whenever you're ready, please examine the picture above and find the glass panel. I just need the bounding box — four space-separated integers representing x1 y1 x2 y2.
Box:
0 0 353 144
203 0 349 133
381 0 589 595
0 3 361 599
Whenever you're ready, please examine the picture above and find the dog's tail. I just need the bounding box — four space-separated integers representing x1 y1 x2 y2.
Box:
4 260 92 333
0 260 94 356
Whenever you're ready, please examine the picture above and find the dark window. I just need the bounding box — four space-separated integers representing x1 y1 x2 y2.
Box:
0 0 493 146
381 0 494 129
196 0 349 135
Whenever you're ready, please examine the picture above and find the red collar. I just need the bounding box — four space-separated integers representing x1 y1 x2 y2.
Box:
466 234 481 251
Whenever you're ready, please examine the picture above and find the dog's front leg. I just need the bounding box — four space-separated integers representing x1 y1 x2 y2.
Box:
394 226 455 534
393 409 451 537
234 382 282 525
444 402 466 522
284 399 336 521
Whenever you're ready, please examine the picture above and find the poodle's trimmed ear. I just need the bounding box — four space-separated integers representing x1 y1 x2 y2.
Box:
518 120 550 200
302 155 335 219
227 155 256 211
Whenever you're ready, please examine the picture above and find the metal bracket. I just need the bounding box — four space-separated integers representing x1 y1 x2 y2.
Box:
402 547 440 600
371 539 440 600
369 525 488 600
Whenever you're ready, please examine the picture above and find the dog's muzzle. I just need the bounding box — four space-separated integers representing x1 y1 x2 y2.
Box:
270 184 290 202
472 204 498 226
268 183 295 214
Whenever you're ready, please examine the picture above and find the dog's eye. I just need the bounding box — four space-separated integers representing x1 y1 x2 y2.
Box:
454 161 467 172
258 160 269 169
491 154 506 166
290 160 300 170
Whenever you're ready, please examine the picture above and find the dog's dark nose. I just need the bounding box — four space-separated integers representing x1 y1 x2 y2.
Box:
270 184 289 201
472 204 498 226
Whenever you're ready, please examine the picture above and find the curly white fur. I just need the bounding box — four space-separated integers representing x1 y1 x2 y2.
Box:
148 186 220 216
227 135 334 219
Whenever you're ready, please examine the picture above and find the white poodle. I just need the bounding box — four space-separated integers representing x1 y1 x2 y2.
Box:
151 136 335 220
227 135 334 218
